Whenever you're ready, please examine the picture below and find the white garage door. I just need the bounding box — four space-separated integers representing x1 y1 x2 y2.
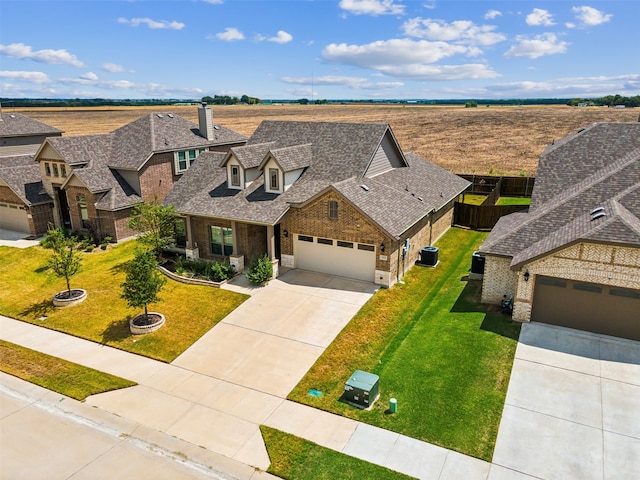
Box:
294 234 376 282
0 203 30 233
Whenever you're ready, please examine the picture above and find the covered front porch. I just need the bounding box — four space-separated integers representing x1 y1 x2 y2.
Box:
177 214 281 277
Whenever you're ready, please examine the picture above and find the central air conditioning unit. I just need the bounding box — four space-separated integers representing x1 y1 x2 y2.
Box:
470 251 485 280
418 246 439 267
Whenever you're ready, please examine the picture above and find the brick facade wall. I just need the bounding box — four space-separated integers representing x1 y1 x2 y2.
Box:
481 255 518 304
0 185 23 204
280 190 387 264
29 203 54 235
482 242 640 322
97 208 136 241
65 185 97 234
139 152 178 202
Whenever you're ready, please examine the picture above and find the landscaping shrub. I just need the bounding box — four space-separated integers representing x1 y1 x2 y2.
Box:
210 261 235 282
245 254 272 284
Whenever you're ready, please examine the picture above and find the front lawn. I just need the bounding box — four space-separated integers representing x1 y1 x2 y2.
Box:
0 340 136 401
289 228 520 461
0 242 247 362
261 426 413 480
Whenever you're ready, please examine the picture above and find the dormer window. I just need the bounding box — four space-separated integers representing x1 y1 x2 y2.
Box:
269 168 280 191
231 165 240 187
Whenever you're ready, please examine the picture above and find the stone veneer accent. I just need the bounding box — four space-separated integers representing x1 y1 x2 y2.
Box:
483 242 640 322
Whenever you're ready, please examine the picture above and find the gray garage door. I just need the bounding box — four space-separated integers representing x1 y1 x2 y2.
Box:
0 203 30 233
531 276 640 341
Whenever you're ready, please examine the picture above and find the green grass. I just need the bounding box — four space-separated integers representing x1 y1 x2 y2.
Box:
261 426 413 480
458 194 487 205
289 228 520 461
0 242 247 362
496 197 531 206
0 340 136 400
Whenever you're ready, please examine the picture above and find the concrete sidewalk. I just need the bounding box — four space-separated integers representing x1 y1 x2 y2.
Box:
1 301 493 480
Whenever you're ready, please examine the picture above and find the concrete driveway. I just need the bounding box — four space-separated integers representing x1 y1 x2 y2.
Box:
491 322 640 480
85 269 377 470
173 269 378 398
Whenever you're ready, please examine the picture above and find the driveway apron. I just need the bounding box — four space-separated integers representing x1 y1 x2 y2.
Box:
85 269 377 470
490 322 640 480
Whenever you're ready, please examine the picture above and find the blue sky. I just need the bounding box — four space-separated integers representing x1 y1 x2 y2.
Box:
1 0 638 100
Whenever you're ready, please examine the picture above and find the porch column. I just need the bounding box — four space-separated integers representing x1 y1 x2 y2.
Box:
267 224 279 279
267 225 275 260
185 214 193 248
231 220 238 255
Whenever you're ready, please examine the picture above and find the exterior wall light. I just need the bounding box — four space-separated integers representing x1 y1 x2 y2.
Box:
524 270 530 282
380 242 385 252
283 229 289 238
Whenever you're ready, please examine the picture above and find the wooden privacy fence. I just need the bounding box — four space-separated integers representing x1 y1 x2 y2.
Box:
458 175 535 199
453 203 529 230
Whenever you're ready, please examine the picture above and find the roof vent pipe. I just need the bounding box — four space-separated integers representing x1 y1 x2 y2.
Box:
198 102 214 141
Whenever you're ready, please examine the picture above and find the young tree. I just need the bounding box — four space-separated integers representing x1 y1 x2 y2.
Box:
128 198 180 255
120 250 166 322
46 228 82 295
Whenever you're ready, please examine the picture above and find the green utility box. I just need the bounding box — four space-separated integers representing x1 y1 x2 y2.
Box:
343 370 379 409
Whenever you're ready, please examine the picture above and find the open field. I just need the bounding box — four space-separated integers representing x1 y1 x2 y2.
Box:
7 104 638 175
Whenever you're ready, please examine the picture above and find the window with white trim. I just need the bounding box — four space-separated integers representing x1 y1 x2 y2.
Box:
77 195 90 228
269 168 279 191
175 148 205 174
231 165 241 187
44 163 51 176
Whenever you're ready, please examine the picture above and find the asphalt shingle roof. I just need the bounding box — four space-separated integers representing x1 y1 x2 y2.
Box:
166 121 469 238
480 123 640 267
41 112 246 210
0 113 62 138
0 155 51 205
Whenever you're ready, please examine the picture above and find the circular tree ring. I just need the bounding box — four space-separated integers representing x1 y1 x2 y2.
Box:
129 312 165 335
52 289 87 307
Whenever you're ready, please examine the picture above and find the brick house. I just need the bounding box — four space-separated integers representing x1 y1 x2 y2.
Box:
165 120 469 287
478 122 640 341
33 104 247 241
0 112 62 235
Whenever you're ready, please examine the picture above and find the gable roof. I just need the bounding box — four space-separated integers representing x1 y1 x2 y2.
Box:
480 122 640 267
35 112 246 210
0 112 62 138
221 142 276 169
166 121 469 238
0 155 51 205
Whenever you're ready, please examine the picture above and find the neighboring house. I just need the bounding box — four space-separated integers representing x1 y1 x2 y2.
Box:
0 111 62 235
33 104 247 241
479 122 640 341
0 155 54 235
165 120 469 287
0 110 63 157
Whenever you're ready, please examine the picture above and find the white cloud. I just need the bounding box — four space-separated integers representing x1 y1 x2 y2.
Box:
281 75 403 90
565 22 576 29
202 0 223 4
102 63 127 73
0 70 51 84
257 30 293 44
118 17 185 30
526 8 555 26
403 18 506 46
80 72 99 81
215 27 245 41
504 33 568 59
0 43 84 67
485 9 502 20
339 0 405 16
571 6 612 26
322 39 498 80
323 39 467 67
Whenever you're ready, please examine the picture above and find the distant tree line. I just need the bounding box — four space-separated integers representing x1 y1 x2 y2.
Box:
201 95 262 105
567 95 640 108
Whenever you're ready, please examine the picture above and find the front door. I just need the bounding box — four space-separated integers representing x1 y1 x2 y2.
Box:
55 187 71 229
274 224 281 260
